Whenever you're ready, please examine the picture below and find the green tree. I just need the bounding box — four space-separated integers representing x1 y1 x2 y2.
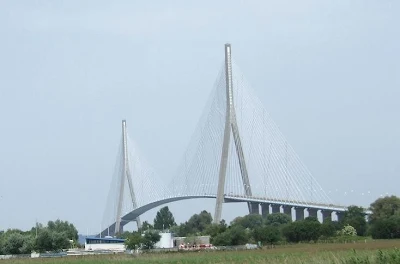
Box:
264 213 292 226
185 210 213 234
125 232 143 250
170 211 214 237
170 222 189 237
369 196 400 239
3 233 22 254
370 196 400 222
302 217 321 241
153 206 176 230
231 214 263 230
47 219 78 241
29 223 44 237
212 225 249 246
320 218 340 238
282 223 298 243
282 217 321 243
34 228 54 252
50 231 70 251
34 228 70 252
370 215 400 239
3 232 33 254
118 231 132 239
253 225 280 245
204 220 227 238
228 225 249 245
339 225 357 236
141 231 161 249
211 230 231 246
139 221 154 232
0 231 5 255
341 206 367 236
0 220 78 254
21 236 35 254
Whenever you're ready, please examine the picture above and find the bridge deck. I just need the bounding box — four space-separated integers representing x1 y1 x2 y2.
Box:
99 194 348 237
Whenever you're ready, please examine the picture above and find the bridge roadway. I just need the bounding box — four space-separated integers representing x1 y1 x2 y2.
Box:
99 194 348 237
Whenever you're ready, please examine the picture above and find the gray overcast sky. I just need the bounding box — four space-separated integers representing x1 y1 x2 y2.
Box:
0 1 399 233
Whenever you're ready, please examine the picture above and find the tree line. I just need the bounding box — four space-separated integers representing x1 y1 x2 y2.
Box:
2 195 400 253
122 195 400 248
0 220 78 255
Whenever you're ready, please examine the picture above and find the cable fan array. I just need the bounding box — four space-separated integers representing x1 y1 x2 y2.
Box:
102 132 170 231
169 61 333 206
102 54 335 232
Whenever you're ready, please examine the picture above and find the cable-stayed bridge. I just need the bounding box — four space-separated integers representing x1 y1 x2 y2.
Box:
100 44 349 237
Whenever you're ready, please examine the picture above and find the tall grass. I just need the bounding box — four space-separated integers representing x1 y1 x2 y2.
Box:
2 240 400 264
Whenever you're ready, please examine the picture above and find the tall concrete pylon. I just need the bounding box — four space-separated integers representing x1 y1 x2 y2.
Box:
214 44 253 224
115 120 141 234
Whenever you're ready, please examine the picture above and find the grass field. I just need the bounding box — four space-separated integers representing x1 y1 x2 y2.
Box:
2 240 400 264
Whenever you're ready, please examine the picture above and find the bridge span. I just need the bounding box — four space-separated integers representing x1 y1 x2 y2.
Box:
100 44 369 238
100 195 348 237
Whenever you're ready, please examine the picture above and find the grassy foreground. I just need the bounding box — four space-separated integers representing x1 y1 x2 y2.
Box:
2 240 400 264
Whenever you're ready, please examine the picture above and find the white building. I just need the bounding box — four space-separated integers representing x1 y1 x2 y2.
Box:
84 237 126 252
154 232 174 248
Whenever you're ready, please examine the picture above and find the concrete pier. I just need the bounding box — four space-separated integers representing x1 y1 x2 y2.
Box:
295 207 305 221
271 204 281 214
321 210 333 222
261 204 270 218
336 211 344 222
249 203 259 214
283 206 292 218
308 208 318 218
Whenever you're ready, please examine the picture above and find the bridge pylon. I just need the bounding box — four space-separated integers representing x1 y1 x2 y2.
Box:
214 44 253 224
115 120 141 235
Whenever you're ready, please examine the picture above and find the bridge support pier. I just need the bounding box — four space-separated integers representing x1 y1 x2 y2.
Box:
283 206 292 219
249 203 259 214
321 210 333 222
271 204 281 214
336 211 344 222
295 207 305 221
308 208 318 219
261 204 270 218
